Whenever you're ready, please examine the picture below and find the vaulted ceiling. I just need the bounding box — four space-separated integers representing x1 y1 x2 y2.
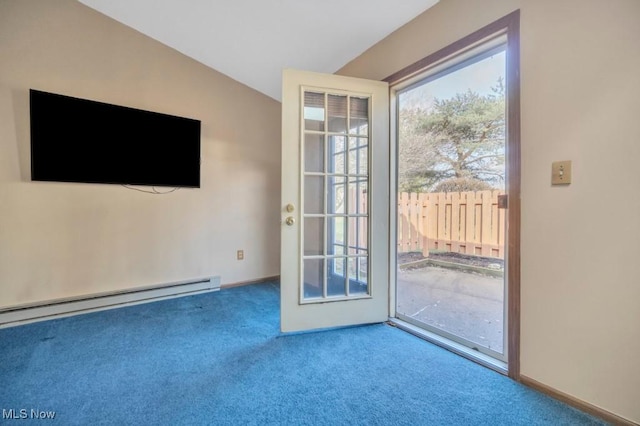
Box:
79 0 439 101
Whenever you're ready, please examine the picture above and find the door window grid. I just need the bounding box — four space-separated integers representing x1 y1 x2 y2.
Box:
302 91 370 301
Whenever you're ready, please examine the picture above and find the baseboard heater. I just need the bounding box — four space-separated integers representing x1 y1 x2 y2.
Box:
0 276 221 329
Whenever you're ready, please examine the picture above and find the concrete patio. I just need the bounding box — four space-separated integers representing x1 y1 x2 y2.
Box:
396 264 505 354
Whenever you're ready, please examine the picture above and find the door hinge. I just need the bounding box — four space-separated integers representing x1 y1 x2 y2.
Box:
498 194 508 209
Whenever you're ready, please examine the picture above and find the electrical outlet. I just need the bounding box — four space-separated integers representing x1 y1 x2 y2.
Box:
237 250 244 260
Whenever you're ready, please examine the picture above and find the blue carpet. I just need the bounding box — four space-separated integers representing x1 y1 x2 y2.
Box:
0 282 605 425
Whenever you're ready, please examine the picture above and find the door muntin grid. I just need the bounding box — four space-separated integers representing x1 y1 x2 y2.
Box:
301 90 370 303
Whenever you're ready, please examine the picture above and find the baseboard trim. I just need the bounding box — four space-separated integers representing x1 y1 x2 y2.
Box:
221 275 280 289
520 375 637 425
0 276 221 329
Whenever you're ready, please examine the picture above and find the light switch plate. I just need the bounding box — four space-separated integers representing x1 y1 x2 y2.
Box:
552 161 572 185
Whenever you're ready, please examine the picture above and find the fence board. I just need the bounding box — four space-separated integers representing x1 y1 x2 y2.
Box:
400 190 505 259
437 193 446 251
400 192 410 252
498 201 506 258
410 192 420 251
490 191 500 257
459 192 467 253
451 192 460 253
465 191 476 250
418 193 427 254
481 192 492 256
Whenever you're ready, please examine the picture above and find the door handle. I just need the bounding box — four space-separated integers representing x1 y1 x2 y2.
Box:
285 217 295 226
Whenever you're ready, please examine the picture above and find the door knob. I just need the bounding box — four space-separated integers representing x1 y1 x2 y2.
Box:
285 217 295 226
285 204 295 212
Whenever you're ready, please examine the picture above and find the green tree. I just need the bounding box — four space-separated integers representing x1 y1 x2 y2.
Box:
398 78 505 192
397 107 441 192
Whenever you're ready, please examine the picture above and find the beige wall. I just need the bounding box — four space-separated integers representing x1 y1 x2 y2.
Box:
340 0 640 422
0 0 281 307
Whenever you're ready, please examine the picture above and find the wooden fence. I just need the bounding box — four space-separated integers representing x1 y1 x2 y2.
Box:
398 190 506 258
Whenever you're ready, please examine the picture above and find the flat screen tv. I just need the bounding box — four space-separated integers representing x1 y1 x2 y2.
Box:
30 89 201 188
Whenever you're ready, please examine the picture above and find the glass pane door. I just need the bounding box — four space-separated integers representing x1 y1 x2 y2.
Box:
302 91 370 303
395 45 508 360
281 69 388 333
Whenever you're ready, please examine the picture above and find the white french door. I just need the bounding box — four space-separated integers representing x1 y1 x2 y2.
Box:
280 69 389 333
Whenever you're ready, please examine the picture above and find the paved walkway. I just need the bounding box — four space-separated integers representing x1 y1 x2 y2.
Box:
397 265 504 353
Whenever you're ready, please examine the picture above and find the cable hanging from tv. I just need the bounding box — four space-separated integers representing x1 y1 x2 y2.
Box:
121 185 180 194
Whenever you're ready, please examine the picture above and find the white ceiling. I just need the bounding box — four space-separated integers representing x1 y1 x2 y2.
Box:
79 0 439 101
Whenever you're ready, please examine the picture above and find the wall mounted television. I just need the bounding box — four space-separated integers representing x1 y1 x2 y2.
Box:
30 89 201 188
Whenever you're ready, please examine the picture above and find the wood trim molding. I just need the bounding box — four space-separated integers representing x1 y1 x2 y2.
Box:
520 375 638 426
384 10 520 84
504 10 522 381
386 10 522 380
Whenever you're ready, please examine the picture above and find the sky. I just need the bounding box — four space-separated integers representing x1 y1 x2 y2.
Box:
399 49 506 110
397 49 507 190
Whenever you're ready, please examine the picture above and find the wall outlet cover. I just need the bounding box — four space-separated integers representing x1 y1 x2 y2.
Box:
552 160 572 185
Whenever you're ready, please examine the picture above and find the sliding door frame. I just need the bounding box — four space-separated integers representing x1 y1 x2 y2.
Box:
385 10 521 379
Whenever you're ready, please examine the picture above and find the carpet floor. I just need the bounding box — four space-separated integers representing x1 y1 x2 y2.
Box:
0 281 606 425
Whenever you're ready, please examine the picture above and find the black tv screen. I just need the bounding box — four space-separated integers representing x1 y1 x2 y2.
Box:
30 89 201 188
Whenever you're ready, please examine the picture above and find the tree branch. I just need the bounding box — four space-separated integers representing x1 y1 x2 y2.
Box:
464 153 505 165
